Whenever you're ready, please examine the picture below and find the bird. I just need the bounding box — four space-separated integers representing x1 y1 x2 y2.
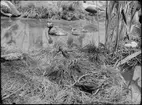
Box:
70 25 87 36
82 0 105 22
1 1 21 17
71 28 81 36
46 22 67 36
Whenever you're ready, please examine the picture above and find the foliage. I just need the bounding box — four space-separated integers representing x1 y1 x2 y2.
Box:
15 1 88 20
1 0 141 104
1 41 136 104
105 1 141 52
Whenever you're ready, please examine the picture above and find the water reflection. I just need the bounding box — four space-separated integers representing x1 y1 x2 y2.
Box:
1 18 49 54
1 18 105 55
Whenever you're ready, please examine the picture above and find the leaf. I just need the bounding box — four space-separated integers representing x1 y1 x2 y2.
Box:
130 1 140 24
109 1 117 16
121 9 127 25
105 0 108 16
116 50 141 67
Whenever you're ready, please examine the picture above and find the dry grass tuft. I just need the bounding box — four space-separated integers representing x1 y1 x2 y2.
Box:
1 42 135 104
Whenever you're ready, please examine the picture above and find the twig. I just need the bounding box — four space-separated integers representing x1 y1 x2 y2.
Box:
114 58 121 68
116 50 141 67
93 88 100 95
2 83 27 100
68 71 98 88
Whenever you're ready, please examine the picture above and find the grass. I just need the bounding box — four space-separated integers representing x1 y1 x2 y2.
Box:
1 1 141 104
1 41 138 104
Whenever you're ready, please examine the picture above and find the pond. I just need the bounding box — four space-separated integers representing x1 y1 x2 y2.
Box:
1 18 105 55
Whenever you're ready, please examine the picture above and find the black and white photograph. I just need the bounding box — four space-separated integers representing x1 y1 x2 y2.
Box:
1 0 141 104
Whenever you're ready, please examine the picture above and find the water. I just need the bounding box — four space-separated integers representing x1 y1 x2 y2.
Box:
1 18 105 55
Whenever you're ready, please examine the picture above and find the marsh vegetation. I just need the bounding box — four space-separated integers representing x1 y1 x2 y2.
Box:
1 1 141 104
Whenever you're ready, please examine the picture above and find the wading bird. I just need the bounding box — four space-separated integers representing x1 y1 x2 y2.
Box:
1 1 21 17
